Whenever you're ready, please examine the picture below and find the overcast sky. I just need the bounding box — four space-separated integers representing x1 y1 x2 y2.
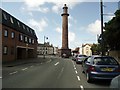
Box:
1 0 119 49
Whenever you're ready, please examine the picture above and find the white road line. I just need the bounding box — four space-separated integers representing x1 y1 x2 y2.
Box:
80 85 84 90
74 67 76 70
0 77 2 79
9 71 18 75
54 62 59 66
77 76 80 81
75 70 78 74
22 68 28 71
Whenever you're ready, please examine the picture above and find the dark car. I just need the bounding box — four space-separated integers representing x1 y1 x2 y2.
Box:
76 55 87 64
109 75 120 89
82 55 120 83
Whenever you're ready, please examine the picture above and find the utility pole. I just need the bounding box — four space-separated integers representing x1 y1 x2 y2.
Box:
100 0 104 56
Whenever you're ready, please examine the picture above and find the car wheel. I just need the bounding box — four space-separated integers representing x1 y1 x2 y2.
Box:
86 73 91 83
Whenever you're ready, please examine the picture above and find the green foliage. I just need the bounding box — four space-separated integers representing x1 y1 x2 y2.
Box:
103 10 120 50
91 44 101 55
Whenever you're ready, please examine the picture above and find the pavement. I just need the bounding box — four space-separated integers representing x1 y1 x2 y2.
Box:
2 56 49 67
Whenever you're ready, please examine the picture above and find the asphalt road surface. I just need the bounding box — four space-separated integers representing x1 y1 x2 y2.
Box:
2 56 111 89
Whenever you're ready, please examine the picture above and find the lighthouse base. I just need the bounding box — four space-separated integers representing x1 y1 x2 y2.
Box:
60 49 71 58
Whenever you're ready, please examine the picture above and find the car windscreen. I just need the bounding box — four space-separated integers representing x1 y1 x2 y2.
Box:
93 57 119 65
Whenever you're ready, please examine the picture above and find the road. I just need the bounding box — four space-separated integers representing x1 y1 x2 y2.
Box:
2 56 111 89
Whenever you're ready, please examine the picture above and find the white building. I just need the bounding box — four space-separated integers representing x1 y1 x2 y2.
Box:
82 44 92 56
37 42 58 55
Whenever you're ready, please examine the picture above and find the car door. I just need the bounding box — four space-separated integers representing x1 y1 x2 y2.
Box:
84 57 92 73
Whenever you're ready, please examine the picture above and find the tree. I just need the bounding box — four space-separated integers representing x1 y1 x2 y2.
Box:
91 44 101 55
103 10 120 50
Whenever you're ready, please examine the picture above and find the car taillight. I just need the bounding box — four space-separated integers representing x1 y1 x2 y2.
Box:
88 66 95 72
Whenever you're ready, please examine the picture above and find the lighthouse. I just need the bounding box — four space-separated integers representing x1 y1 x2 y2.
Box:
60 4 71 57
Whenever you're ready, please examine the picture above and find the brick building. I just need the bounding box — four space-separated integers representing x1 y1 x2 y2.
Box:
0 8 38 62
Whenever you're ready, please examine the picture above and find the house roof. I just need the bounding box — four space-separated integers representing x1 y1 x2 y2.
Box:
1 8 37 39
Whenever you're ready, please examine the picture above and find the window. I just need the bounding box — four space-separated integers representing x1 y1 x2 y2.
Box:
23 25 25 29
17 21 20 27
3 46 8 55
29 38 31 43
25 36 28 42
11 32 15 38
4 29 8 37
3 13 7 20
87 57 92 63
32 39 34 44
27 27 29 32
93 57 118 65
30 29 32 34
19 34 23 41
10 17 14 23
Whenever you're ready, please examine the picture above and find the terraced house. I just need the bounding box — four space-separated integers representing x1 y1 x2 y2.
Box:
0 8 38 62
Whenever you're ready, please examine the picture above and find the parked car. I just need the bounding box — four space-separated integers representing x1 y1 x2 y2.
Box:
109 75 120 89
76 55 87 64
72 54 78 61
82 55 120 83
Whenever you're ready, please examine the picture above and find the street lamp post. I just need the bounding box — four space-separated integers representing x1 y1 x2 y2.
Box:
43 36 48 59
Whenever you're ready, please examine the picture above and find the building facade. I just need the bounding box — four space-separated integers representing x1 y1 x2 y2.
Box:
37 42 56 55
0 9 38 62
82 44 92 56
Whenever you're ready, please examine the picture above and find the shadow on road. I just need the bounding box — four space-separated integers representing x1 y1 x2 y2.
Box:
92 79 111 86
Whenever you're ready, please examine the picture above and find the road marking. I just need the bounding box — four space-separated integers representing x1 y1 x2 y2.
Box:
46 60 51 63
0 77 2 79
54 62 59 66
57 67 64 79
9 71 18 75
74 67 76 70
80 85 84 90
77 76 80 81
22 68 28 71
72 61 77 69
75 70 78 74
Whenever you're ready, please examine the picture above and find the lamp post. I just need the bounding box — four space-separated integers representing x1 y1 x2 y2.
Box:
43 36 48 59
